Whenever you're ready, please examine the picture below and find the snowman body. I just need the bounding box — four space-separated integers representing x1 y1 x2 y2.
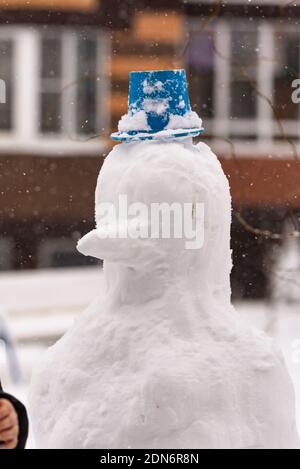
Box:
30 139 299 449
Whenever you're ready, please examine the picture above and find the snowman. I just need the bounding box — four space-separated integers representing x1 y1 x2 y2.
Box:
30 70 299 449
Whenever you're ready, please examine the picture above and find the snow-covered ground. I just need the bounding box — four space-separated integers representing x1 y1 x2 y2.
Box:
0 267 299 447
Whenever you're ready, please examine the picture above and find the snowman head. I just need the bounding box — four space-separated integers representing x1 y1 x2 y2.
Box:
77 140 218 273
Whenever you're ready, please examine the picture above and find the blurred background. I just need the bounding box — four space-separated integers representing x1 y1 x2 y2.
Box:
0 0 300 446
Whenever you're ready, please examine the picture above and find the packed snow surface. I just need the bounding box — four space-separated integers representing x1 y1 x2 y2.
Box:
118 110 150 132
30 140 300 449
142 98 170 115
166 111 202 130
142 79 164 95
118 107 202 134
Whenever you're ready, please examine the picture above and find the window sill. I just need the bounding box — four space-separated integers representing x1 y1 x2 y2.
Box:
210 138 300 160
0 136 108 157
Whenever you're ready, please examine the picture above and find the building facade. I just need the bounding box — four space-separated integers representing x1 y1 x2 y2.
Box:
0 0 300 299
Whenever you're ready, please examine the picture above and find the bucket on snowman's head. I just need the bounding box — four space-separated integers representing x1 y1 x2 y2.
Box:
111 69 204 142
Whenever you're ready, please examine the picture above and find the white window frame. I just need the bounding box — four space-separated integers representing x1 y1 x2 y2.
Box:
0 26 110 156
187 17 300 158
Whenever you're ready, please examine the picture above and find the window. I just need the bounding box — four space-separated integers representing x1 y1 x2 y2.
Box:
40 35 63 134
187 20 259 141
273 30 299 123
0 26 109 153
0 39 13 131
76 33 99 135
187 19 300 148
37 238 100 269
39 29 104 139
187 31 215 120
230 29 258 120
